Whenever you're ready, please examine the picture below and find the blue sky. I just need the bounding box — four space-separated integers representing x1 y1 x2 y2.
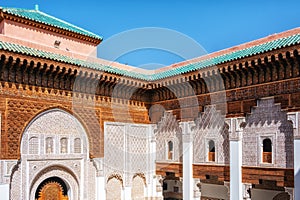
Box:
1 0 300 69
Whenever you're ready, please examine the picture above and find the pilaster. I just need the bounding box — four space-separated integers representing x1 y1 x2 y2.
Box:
93 158 105 200
123 186 132 200
0 160 18 200
288 112 300 200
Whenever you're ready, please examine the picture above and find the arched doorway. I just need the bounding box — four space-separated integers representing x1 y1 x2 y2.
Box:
35 177 69 200
132 174 146 200
106 176 122 200
162 172 182 200
10 109 92 200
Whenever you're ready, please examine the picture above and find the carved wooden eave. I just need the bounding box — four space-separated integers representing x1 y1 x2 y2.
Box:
0 51 152 103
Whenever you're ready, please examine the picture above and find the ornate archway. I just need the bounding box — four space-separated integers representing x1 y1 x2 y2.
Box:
10 109 93 200
29 166 79 200
106 177 122 200
131 174 146 200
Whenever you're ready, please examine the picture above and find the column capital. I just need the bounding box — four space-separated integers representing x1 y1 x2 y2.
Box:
225 117 245 141
193 178 201 198
154 175 164 197
285 187 294 200
0 160 18 184
287 112 300 139
92 158 104 177
243 183 252 200
179 121 195 143
150 125 156 142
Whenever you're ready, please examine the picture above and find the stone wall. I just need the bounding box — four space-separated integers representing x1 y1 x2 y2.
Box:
242 97 294 168
193 105 229 164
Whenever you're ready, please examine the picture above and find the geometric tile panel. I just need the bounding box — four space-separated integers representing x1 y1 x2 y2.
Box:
104 122 155 187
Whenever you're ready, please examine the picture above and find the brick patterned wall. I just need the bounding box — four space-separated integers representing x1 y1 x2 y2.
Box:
0 80 149 159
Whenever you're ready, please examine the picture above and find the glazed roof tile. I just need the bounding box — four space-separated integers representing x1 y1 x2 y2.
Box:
1 7 103 40
0 33 300 81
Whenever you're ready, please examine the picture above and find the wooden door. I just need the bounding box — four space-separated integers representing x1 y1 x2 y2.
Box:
37 182 68 200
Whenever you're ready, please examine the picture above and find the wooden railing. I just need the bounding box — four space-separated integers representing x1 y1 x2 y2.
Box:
208 152 215 162
263 152 272 163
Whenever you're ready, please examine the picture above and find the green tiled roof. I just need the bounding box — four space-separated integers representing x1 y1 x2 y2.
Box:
0 33 299 81
1 7 102 40
150 34 300 80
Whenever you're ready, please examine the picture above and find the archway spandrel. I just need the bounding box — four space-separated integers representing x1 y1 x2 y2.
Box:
5 99 63 159
4 99 100 159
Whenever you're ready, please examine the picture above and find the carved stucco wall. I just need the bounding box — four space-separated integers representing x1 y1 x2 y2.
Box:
242 97 294 168
193 105 229 164
104 122 154 188
10 109 96 200
155 111 182 163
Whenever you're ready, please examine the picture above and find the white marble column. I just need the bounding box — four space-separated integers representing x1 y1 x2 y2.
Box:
180 121 194 200
0 184 9 200
147 124 158 199
123 186 132 200
288 112 300 200
95 176 106 200
226 117 245 200
0 160 18 200
294 138 300 199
